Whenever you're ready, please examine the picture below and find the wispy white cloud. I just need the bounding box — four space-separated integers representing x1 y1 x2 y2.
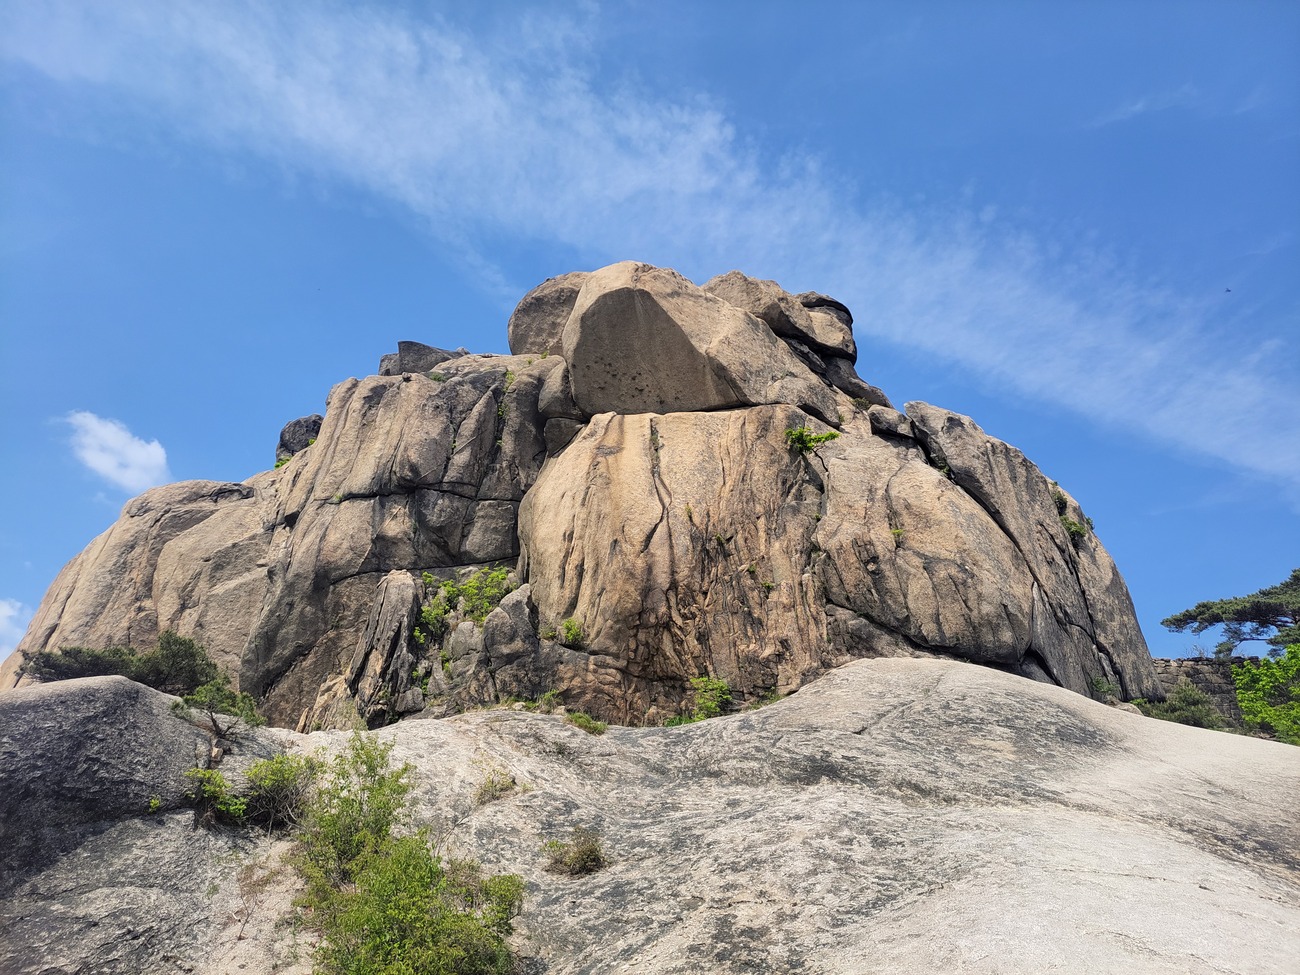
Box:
4 1 1297 489
66 411 171 493
1089 83 1201 127
0 598 33 664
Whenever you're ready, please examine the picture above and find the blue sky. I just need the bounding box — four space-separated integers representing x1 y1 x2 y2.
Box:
1 0 1297 663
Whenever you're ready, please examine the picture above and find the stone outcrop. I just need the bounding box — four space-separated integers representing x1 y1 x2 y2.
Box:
2 260 1165 727
2 661 1297 975
274 414 322 464
1152 656 1253 723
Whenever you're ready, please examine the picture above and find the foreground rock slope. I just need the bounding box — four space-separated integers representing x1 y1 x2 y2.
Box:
2 261 1163 727
1 660 1296 975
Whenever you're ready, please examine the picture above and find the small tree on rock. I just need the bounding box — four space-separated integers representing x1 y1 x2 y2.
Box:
174 672 264 739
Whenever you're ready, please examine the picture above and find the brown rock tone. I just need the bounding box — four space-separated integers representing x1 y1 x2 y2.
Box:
1 261 1163 727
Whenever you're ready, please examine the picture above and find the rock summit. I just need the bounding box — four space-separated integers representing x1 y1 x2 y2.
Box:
2 261 1164 728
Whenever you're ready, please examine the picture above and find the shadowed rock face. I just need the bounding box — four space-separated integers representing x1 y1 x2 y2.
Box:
2 261 1163 727
2 662 1296 975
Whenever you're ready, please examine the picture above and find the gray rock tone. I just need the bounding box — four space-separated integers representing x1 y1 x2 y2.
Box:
0 676 306 975
3 260 1163 729
274 414 322 464
377 340 464 376
507 271 590 357
2 660 1297 975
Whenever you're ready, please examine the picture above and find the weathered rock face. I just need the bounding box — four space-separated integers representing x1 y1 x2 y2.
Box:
2 661 1297 975
2 260 1164 727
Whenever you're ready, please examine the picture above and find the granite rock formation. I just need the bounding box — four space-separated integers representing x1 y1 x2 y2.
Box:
2 661 1297 975
1 261 1164 727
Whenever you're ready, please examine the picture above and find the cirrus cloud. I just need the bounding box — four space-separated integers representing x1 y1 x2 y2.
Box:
3 1 1297 491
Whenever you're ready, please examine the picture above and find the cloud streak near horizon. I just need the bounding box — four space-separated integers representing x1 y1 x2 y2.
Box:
4 1 1297 489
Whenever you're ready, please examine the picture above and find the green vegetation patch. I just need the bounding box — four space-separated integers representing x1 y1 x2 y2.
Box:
1133 680 1225 730
416 567 515 646
784 425 840 455
1234 645 1300 745
299 733 524 974
665 676 732 726
24 631 219 696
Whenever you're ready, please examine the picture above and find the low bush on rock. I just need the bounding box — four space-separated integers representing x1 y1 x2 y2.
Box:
298 733 524 974
185 768 248 825
664 676 732 726
565 711 606 735
244 754 320 830
559 617 585 647
23 631 218 695
542 826 606 876
172 672 265 739
1134 680 1225 730
784 425 839 455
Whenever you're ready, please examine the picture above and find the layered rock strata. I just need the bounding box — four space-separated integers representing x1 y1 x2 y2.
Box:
2 262 1164 726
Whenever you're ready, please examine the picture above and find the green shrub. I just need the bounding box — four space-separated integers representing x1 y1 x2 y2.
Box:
542 826 606 876
299 733 413 894
132 632 221 694
312 836 522 975
1233 645 1300 745
418 567 515 645
664 676 732 726
244 754 319 829
1060 516 1089 542
1051 487 1069 515
560 617 584 647
784 425 840 455
1134 679 1225 730
565 711 606 735
1089 675 1119 698
23 631 218 695
24 644 138 682
185 767 248 823
298 732 523 974
173 672 265 739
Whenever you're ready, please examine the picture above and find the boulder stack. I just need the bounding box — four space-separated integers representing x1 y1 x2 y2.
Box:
1 262 1165 727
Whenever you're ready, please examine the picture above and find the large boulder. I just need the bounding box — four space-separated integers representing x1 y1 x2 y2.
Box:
507 271 590 357
0 676 300 975
561 262 844 424
274 414 322 464
703 269 857 361
1 659 1297 975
